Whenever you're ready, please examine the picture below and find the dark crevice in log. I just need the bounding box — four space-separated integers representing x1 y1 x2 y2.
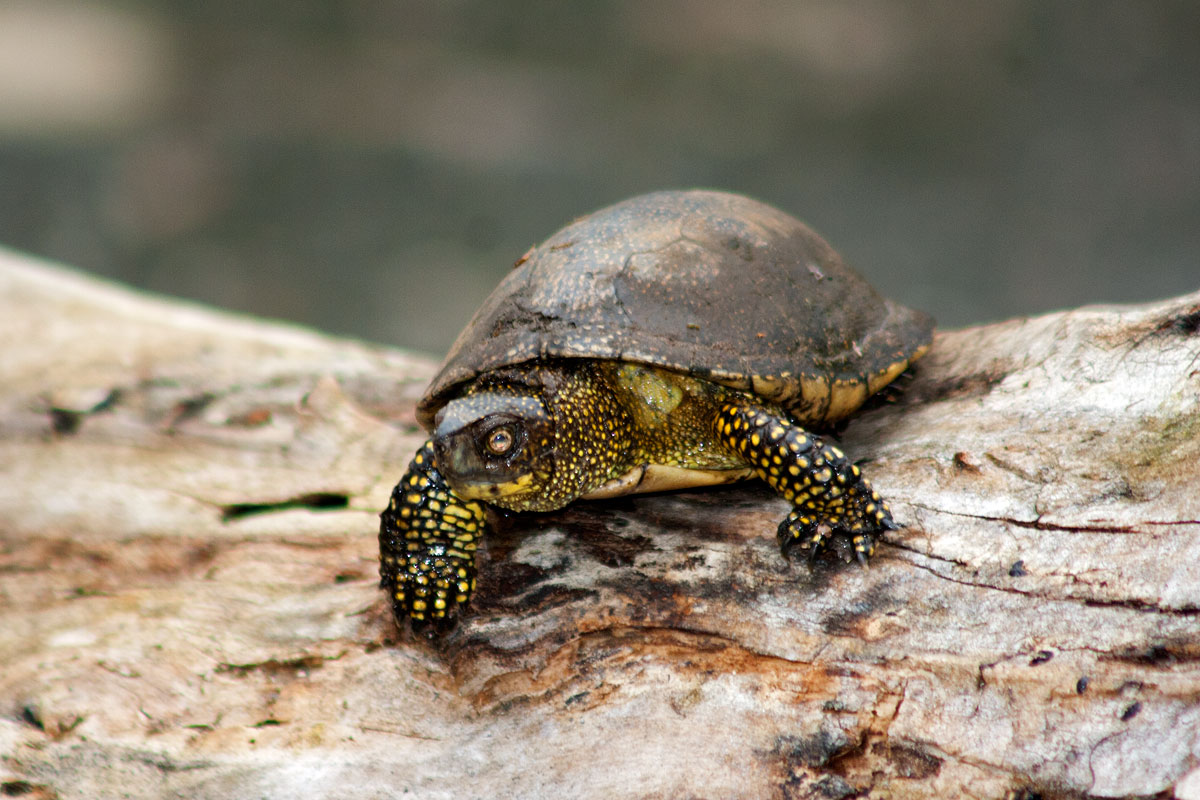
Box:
219 492 350 520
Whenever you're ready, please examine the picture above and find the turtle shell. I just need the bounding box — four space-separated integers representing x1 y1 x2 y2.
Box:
417 190 933 429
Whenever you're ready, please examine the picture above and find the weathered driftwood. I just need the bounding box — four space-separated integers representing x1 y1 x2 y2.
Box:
1 246 1198 800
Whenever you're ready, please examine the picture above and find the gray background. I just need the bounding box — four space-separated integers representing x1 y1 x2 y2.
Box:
1 1 1196 356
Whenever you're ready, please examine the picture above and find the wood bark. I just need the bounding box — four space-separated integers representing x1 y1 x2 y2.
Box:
1 247 1198 799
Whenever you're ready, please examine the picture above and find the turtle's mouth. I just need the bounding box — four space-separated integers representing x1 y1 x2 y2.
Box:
452 472 536 500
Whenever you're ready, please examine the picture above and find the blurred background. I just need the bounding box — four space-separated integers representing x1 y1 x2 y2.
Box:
0 0 1196 356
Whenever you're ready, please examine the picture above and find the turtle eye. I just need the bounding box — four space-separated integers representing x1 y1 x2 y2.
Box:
484 425 516 456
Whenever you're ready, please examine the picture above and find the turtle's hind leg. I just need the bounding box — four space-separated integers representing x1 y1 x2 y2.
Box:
713 403 897 563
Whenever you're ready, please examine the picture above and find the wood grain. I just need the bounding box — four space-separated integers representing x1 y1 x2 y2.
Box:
1 247 1198 799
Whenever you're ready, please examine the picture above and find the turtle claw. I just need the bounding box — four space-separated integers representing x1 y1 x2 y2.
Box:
776 508 891 569
408 603 465 639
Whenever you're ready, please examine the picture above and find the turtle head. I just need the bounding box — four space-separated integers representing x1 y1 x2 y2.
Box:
430 364 629 512
432 379 558 509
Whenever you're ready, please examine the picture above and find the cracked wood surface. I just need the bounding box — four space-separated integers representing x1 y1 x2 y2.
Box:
1 247 1198 800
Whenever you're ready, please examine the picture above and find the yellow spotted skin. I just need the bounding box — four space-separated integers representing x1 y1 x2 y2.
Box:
378 441 487 633
380 360 902 632
460 365 636 512
712 403 895 562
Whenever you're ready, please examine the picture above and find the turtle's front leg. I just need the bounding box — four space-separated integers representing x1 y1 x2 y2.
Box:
379 440 489 633
714 402 897 563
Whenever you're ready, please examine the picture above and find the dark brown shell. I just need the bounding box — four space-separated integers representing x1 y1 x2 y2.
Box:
417 190 933 429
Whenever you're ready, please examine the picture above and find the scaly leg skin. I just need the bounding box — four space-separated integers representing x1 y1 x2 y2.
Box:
378 440 489 634
714 402 899 565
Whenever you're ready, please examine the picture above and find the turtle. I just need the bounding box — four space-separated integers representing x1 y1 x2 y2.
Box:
379 189 933 632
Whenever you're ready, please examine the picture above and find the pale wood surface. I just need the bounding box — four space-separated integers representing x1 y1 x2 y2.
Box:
1 247 1198 799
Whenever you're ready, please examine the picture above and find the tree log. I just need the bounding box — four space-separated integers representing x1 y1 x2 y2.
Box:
1 247 1198 799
